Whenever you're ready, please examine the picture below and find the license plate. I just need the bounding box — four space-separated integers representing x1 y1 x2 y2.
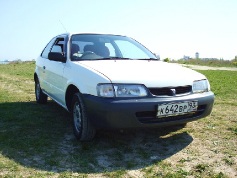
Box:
157 101 198 117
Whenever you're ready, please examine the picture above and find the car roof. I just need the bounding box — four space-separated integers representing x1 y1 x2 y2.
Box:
55 32 127 38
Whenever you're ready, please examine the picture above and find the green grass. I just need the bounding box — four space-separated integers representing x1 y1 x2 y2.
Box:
0 62 236 177
197 70 237 104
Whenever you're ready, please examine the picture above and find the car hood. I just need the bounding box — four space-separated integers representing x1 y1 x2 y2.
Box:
77 60 206 87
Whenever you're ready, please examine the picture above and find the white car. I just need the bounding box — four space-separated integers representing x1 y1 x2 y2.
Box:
34 33 214 141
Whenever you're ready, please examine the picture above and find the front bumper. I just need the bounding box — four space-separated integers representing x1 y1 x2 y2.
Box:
82 92 214 129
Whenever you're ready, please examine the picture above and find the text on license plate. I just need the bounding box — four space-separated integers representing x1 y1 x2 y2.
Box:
157 101 198 117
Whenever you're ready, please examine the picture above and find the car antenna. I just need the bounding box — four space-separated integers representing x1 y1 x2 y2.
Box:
59 20 68 32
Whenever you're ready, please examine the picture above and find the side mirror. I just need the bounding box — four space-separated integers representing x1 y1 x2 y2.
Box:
48 52 66 62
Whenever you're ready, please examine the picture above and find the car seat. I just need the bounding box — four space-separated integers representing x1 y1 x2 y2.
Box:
71 44 80 59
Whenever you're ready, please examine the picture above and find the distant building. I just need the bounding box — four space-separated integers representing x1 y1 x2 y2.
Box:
183 55 191 60
195 52 199 59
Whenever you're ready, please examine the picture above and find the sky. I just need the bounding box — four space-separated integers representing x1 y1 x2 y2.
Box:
0 0 237 61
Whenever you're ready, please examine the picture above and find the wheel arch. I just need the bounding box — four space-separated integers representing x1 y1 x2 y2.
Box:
66 84 79 112
34 73 38 82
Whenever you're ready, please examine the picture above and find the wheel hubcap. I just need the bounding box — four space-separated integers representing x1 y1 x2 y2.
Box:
73 101 82 133
36 83 40 99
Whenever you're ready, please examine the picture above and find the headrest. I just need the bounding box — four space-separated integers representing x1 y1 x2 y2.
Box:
83 44 110 57
71 44 80 54
84 45 95 52
96 45 110 57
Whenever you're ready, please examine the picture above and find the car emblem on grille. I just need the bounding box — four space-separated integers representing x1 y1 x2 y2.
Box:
170 89 176 96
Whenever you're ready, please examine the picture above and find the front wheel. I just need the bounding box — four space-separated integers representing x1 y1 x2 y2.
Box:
35 78 47 104
71 93 96 141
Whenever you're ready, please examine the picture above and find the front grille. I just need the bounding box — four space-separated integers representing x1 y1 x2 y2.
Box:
149 85 192 96
136 105 206 124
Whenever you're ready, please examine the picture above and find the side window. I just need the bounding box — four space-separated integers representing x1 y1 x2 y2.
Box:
51 45 62 53
41 38 56 58
41 36 67 59
51 38 66 55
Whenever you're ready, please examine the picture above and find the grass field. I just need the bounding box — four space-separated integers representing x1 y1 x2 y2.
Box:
0 62 236 177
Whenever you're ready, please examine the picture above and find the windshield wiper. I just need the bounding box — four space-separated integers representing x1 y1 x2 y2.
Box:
134 58 159 61
99 57 131 60
97 57 158 61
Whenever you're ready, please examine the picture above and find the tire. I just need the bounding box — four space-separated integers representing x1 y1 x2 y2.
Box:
177 123 187 128
71 93 96 141
35 78 47 104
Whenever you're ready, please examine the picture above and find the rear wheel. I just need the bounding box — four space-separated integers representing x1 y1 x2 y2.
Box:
176 123 187 128
71 93 96 141
35 78 47 104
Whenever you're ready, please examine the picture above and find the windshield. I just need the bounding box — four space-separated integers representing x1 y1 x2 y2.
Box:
70 34 157 61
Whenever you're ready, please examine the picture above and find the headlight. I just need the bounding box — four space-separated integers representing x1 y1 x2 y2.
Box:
192 79 210 93
97 84 148 97
96 84 115 97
